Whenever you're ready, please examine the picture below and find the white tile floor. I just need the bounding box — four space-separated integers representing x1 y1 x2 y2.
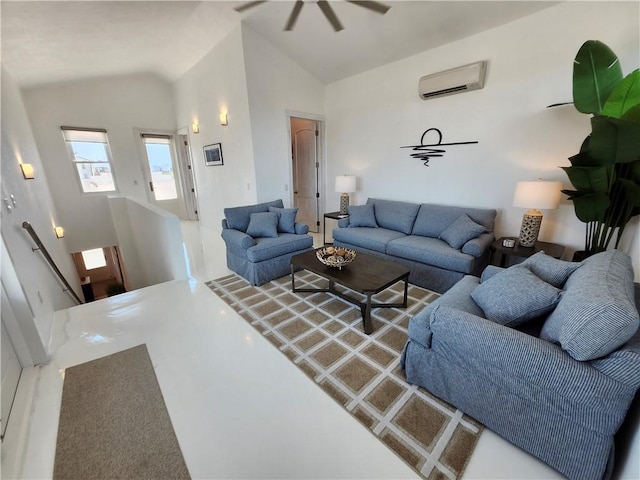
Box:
11 221 564 479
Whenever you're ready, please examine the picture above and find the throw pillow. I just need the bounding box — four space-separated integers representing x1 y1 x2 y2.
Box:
439 214 486 249
348 204 378 228
268 206 298 234
471 266 562 327
246 212 279 238
521 251 581 288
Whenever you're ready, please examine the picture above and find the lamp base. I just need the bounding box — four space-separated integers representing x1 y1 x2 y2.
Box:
339 193 350 215
519 210 543 247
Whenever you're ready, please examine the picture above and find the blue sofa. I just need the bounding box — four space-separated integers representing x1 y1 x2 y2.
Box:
221 199 313 285
333 198 497 293
402 250 640 480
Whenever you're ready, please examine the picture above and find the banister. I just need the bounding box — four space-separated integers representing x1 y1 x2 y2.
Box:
21 221 84 305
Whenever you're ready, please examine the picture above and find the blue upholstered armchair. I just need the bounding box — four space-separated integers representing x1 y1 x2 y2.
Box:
221 199 314 286
402 250 640 480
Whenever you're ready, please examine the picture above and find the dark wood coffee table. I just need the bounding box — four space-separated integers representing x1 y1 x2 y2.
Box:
290 249 410 334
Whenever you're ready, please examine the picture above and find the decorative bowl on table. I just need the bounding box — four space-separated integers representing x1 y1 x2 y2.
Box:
316 246 356 269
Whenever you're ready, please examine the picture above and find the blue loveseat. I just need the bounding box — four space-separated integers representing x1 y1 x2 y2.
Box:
221 199 313 285
402 250 640 480
333 198 497 293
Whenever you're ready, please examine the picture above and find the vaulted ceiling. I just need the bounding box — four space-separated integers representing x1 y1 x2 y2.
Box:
1 1 558 88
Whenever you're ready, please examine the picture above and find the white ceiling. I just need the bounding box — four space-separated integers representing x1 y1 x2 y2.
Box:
1 1 558 88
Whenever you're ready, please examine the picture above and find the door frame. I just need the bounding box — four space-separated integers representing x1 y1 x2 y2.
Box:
133 128 183 217
176 126 199 221
286 111 326 230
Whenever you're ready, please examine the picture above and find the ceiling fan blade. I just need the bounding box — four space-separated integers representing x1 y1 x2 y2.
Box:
234 1 268 13
345 1 390 15
317 0 344 32
284 0 304 31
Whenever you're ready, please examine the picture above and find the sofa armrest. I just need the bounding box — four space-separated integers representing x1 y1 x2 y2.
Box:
462 232 494 257
338 217 349 228
294 222 309 235
221 228 255 250
429 305 630 409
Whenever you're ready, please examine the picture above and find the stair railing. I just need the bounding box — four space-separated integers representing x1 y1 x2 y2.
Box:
22 221 84 305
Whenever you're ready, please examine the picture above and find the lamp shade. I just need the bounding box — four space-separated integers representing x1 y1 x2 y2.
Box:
513 181 562 210
335 175 356 193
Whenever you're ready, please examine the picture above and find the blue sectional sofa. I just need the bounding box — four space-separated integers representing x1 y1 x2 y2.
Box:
221 199 313 286
402 250 640 480
332 198 497 293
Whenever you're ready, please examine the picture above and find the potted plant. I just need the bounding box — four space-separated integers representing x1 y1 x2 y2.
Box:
561 40 640 259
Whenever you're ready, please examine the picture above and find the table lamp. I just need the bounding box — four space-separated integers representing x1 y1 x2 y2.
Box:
335 175 356 215
512 180 562 247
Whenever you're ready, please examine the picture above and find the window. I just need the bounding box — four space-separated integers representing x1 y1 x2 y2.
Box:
141 134 178 201
62 127 116 193
81 248 107 270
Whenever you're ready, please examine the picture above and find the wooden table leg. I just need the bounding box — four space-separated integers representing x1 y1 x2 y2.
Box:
363 293 373 334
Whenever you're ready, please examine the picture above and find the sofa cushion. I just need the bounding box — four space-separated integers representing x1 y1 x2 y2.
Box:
366 198 420 234
348 204 378 228
541 250 640 361
269 206 298 234
333 227 405 254
246 234 314 263
224 199 284 232
386 236 475 273
471 266 562 327
439 214 486 249
412 204 496 238
246 212 279 238
521 251 581 288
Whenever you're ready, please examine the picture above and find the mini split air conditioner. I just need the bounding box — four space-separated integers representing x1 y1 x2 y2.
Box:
418 61 487 100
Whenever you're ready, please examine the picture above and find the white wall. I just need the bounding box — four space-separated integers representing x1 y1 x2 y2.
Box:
241 25 326 206
174 26 257 231
325 2 640 274
1 68 80 352
22 73 177 253
108 196 187 289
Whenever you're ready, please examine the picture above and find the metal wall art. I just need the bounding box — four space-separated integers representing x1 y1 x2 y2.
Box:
401 128 478 166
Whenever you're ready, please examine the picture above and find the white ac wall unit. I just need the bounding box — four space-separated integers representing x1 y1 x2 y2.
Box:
418 61 487 100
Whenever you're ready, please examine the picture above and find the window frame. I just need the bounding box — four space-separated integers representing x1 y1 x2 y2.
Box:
61 126 119 194
134 128 181 205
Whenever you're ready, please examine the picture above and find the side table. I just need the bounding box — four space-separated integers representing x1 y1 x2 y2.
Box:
490 237 565 267
323 211 348 245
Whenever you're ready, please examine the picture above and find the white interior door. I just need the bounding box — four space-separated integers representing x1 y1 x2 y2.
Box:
1 315 22 438
291 118 319 232
176 132 199 221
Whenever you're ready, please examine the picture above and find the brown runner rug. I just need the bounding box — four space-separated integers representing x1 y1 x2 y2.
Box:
53 344 190 480
207 272 483 480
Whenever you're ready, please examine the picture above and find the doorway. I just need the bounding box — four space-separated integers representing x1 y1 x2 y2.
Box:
290 116 323 233
175 129 199 221
72 246 126 301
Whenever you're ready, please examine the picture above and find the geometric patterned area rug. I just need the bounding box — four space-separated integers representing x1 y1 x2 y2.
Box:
206 271 483 480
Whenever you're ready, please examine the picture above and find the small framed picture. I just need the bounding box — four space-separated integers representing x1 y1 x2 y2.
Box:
203 143 223 166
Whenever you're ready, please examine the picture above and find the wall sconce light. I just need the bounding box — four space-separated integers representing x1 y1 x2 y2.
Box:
192 122 199 134
219 113 228 126
54 226 65 238
20 163 35 180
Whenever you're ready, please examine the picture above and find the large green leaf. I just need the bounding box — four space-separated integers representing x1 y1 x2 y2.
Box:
602 69 640 118
620 178 640 207
588 115 640 164
573 40 623 114
561 165 609 193
622 104 640 123
570 192 610 222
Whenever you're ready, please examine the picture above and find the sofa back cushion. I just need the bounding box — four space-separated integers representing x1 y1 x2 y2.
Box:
412 204 496 238
541 250 640 361
224 199 284 232
366 198 420 234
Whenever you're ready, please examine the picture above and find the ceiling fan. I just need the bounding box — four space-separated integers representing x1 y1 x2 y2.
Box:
234 0 391 32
